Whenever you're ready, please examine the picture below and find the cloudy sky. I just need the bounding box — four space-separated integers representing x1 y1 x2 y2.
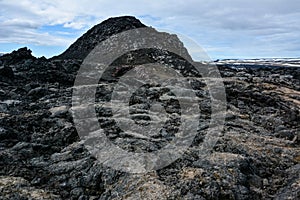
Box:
0 0 299 60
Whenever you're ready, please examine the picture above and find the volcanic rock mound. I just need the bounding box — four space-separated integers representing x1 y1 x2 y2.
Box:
53 16 146 60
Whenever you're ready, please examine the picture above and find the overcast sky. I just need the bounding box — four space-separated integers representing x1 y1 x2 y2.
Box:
0 0 299 60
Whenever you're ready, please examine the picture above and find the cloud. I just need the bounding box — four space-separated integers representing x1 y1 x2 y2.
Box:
0 21 75 46
0 0 299 59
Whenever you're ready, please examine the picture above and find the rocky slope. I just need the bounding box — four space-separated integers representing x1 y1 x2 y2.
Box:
0 16 299 199
53 16 146 60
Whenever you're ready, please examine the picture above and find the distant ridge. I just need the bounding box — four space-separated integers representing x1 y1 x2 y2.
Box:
53 16 146 60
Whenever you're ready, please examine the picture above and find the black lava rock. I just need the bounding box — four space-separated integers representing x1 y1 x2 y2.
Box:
0 16 299 200
53 16 146 60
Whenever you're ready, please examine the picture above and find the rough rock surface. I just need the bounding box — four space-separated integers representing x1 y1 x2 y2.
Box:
53 16 146 60
0 16 299 199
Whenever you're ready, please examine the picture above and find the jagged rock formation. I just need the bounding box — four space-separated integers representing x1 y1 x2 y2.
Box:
0 47 36 65
0 16 299 199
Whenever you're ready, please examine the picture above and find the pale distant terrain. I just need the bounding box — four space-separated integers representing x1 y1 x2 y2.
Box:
214 58 300 68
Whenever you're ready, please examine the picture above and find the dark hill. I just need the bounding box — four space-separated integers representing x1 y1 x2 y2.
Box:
53 16 146 60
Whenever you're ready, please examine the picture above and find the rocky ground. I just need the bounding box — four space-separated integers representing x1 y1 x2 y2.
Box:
0 16 299 199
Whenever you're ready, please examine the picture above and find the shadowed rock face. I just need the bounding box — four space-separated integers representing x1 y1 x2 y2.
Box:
53 16 146 60
0 16 300 199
